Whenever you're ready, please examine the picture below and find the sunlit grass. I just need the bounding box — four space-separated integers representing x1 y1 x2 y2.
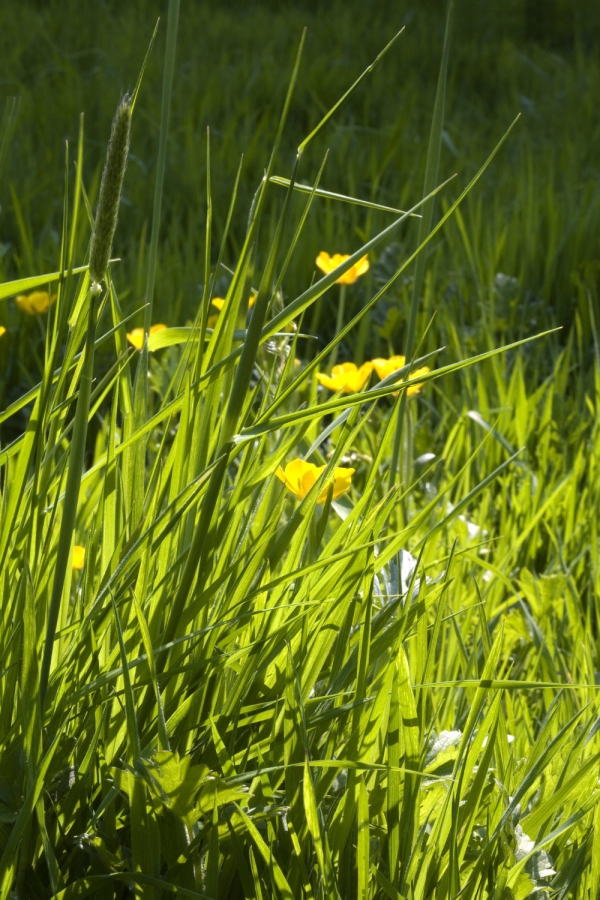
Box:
0 3 598 899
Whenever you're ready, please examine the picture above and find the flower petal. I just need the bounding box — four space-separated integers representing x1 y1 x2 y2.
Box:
72 545 86 569
126 327 144 349
316 373 341 391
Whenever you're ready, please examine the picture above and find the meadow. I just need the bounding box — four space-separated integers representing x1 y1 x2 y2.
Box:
0 0 600 897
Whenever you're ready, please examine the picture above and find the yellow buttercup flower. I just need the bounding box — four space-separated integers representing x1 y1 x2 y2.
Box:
315 251 369 285
126 323 167 350
211 291 257 312
15 291 56 315
0 327 6 338
276 458 355 503
72 545 86 569
372 355 430 396
317 361 372 394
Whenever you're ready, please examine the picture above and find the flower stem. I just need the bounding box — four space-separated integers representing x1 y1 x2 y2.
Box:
329 282 346 369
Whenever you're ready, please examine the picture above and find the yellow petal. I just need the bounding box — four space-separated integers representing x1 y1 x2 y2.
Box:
331 466 355 500
300 464 321 498
354 256 370 277
211 297 225 310
126 327 144 350
372 355 406 381
317 361 371 394
337 255 369 285
30 291 52 312
276 465 290 488
316 373 341 392
316 252 369 285
331 362 357 376
316 251 336 275
15 295 33 314
0 326 6 338
353 361 373 391
72 545 86 569
287 459 317 498
406 366 430 396
276 459 304 499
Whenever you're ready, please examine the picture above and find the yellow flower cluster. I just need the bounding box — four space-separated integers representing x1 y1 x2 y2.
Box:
276 459 355 503
316 356 430 396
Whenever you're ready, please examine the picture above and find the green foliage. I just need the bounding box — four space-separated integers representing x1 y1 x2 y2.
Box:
0 3 599 898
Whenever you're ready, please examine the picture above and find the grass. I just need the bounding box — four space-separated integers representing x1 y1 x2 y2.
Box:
0 1 600 897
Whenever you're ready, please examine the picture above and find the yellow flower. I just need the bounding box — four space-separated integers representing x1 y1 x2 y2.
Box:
72 545 85 569
0 326 6 338
315 251 370 285
316 361 372 393
372 355 430 396
15 291 56 315
211 291 257 312
126 323 167 350
276 458 355 503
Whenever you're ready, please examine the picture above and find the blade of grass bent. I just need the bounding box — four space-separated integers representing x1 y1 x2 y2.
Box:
298 27 404 154
131 18 160 113
0 263 91 302
269 176 421 217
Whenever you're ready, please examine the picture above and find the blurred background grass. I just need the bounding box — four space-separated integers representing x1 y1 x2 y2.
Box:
1 0 599 389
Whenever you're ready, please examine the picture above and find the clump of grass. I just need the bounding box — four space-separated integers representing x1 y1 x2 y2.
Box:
0 7 598 900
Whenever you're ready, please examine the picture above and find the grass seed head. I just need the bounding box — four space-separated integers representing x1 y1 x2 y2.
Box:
89 93 132 287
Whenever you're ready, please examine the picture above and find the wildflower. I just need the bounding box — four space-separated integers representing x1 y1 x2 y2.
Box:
0 326 5 337
89 94 132 286
316 251 369 285
15 291 57 315
276 458 355 503
372 355 430 396
72 545 85 569
126 323 167 350
317 361 372 393
211 291 257 312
